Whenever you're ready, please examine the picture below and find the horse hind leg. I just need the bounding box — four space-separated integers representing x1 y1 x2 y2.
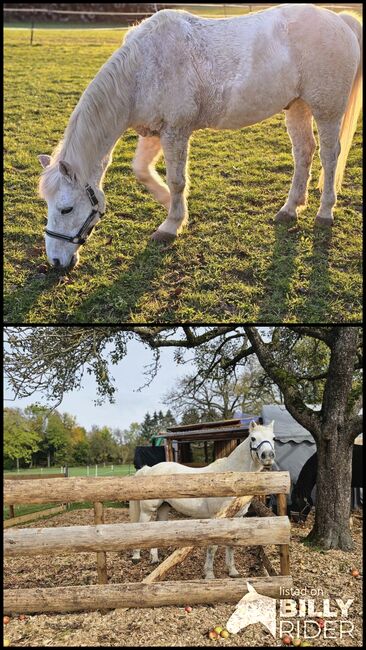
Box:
204 545 218 580
276 99 316 224
225 546 240 578
131 501 161 564
132 135 171 209
149 501 171 564
314 117 342 227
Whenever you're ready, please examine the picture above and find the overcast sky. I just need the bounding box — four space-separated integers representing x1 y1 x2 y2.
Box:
4 339 196 432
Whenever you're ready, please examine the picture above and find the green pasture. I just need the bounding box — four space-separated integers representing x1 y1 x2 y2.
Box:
4 26 362 323
4 464 135 520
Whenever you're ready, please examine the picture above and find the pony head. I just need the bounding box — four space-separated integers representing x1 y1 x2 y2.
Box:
38 156 105 269
249 420 275 468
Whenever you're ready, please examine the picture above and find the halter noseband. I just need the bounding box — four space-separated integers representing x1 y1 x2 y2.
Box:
44 184 104 246
250 438 275 461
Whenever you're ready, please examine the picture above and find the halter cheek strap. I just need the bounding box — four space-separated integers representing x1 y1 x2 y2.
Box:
44 184 104 246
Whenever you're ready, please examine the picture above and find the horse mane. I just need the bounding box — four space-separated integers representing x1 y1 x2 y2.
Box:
38 12 172 200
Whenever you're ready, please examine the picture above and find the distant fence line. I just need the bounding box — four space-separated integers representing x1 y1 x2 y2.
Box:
4 4 363 20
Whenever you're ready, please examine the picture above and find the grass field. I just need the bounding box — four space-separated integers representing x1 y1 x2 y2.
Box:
4 25 362 323
4 464 135 520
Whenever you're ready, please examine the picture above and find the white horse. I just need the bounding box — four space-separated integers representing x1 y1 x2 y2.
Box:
129 420 275 580
38 5 362 269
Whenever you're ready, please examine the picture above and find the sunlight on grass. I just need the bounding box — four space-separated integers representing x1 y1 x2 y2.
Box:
4 26 362 323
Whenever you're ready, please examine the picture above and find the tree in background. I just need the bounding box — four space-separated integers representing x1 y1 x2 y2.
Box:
88 426 119 464
3 407 41 470
4 326 362 550
139 409 176 441
164 354 282 423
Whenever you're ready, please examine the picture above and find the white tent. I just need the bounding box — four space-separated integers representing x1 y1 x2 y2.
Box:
261 404 317 487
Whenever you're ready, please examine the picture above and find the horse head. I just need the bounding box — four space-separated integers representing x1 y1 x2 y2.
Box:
38 156 105 269
249 420 275 468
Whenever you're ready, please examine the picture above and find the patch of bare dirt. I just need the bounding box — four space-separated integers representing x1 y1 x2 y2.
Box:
3 508 363 647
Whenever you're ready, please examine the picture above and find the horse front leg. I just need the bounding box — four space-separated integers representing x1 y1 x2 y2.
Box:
225 546 240 578
204 545 218 580
151 129 190 242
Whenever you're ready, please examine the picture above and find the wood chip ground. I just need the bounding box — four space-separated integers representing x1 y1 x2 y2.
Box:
3 508 363 646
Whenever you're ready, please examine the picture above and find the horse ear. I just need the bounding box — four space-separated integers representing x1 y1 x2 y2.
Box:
249 420 257 432
38 154 51 169
59 160 76 183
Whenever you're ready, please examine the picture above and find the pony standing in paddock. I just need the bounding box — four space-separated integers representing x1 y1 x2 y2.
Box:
129 420 275 580
38 4 362 269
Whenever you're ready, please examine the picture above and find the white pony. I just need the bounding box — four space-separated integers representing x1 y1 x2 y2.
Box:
38 5 362 269
129 420 275 580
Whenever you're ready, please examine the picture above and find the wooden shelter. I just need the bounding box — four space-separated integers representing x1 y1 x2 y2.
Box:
154 417 262 466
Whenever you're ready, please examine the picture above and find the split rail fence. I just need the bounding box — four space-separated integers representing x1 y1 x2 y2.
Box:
4 471 292 614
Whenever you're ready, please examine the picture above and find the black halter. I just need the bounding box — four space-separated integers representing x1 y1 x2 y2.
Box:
44 185 104 246
250 438 275 461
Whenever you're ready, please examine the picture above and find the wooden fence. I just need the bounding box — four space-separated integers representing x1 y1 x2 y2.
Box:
4 471 292 614
4 472 67 527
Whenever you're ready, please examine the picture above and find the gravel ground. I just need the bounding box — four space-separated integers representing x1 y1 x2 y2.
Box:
3 508 363 647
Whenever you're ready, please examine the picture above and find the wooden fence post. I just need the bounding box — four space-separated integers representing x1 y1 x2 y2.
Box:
277 493 290 576
93 502 108 584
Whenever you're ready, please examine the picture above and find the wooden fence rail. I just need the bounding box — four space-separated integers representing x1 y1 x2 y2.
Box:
4 576 293 615
4 471 290 505
4 516 290 557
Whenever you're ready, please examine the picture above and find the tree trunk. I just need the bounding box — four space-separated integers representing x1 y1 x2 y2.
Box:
47 451 51 468
16 458 20 471
307 431 353 550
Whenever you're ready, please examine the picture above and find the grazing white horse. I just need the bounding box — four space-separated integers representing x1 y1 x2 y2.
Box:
38 5 362 269
129 420 275 579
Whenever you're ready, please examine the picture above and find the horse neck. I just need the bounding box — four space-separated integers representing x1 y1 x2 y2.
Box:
56 49 133 185
222 437 262 473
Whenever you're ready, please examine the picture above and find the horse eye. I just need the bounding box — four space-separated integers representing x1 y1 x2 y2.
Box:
61 207 73 215
251 436 256 442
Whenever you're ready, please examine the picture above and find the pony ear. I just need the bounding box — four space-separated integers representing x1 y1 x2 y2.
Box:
249 420 257 432
59 160 76 183
38 154 51 169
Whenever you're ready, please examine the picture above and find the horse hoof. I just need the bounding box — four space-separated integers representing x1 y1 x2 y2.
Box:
132 558 140 564
275 210 297 224
315 215 334 228
229 572 241 578
150 230 176 243
204 574 215 580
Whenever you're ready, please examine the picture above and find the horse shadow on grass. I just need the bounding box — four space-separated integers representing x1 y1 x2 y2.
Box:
69 240 171 323
257 223 301 322
258 221 332 323
298 226 333 323
4 237 169 324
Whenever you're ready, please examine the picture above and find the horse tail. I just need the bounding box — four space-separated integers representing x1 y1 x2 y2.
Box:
319 11 362 192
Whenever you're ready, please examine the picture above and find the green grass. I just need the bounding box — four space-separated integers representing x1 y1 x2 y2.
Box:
4 463 135 477
4 464 135 520
4 26 362 323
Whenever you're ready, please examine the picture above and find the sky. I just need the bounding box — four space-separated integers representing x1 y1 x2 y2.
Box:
4 339 196 432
